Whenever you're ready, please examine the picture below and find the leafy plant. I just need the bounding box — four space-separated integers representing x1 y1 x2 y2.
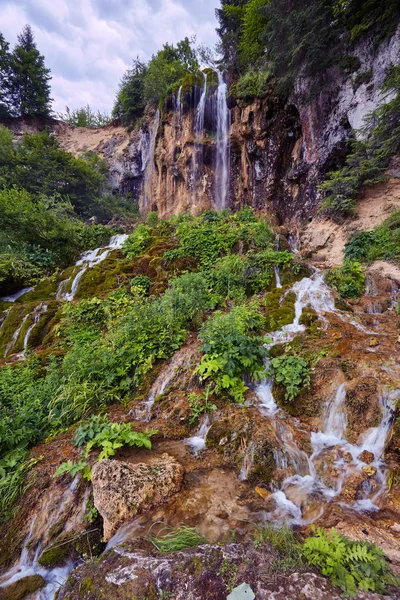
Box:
149 525 206 553
73 414 109 447
197 304 268 402
326 261 365 298
187 386 217 426
130 275 151 296
270 355 311 401
54 460 92 481
122 224 151 258
0 448 38 521
303 527 399 596
84 422 156 460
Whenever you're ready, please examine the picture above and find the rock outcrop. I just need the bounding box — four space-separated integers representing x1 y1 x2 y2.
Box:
91 454 185 541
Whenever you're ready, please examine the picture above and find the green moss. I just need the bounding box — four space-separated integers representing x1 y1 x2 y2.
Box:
38 544 69 567
299 308 318 327
264 288 296 331
19 278 58 303
1 574 46 600
0 304 29 356
80 577 94 593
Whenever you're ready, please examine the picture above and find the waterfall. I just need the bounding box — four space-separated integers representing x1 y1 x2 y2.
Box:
0 287 34 303
193 72 207 200
239 441 256 481
174 85 183 138
143 109 160 213
58 234 129 302
186 414 212 455
23 304 48 354
215 71 230 210
4 313 30 358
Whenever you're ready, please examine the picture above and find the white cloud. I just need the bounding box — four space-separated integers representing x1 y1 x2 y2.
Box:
1 0 220 114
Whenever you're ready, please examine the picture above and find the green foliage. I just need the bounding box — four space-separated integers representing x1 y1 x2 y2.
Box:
54 460 92 481
73 414 109 447
303 527 399 596
149 525 206 553
112 59 148 125
146 211 159 227
253 523 304 571
187 386 217 426
0 33 11 117
0 448 37 521
122 225 151 258
345 211 400 264
321 66 400 217
326 260 365 298
231 70 269 100
270 354 310 401
84 422 155 460
8 25 52 117
131 275 151 296
239 0 270 67
59 104 111 128
197 303 268 402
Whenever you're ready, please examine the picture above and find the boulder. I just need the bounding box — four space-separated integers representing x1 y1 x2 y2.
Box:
92 454 184 541
358 450 375 465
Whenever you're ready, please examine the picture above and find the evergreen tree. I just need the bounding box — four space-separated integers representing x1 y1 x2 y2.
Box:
9 24 52 117
0 32 11 117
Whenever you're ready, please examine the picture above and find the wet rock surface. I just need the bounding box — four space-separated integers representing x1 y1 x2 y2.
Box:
92 455 185 541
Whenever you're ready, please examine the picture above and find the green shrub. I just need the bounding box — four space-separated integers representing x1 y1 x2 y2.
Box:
303 527 399 596
0 448 37 521
122 224 151 258
84 422 156 460
345 211 400 264
231 70 269 100
270 355 310 401
130 275 151 296
197 304 268 402
187 386 217 426
326 260 365 298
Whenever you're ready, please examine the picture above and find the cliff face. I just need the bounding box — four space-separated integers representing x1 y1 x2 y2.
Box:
19 24 397 224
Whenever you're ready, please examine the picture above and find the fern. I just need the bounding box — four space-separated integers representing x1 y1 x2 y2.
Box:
303 527 399 596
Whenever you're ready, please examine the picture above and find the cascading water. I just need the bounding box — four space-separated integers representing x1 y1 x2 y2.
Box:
0 287 34 303
192 71 208 200
142 109 160 213
186 414 212 455
252 271 398 524
215 71 230 210
174 85 183 138
4 313 30 358
58 234 129 302
23 304 48 355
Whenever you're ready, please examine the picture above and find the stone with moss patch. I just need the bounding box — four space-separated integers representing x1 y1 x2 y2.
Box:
0 574 46 600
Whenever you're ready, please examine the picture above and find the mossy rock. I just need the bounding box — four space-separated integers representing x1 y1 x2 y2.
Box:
38 544 69 567
334 297 354 312
299 308 318 327
0 304 30 356
19 278 58 303
0 574 46 600
264 288 296 331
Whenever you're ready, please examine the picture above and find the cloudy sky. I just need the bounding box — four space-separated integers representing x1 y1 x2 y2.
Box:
1 0 220 115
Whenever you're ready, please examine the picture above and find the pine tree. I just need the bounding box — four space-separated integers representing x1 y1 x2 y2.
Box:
0 32 11 117
9 24 52 117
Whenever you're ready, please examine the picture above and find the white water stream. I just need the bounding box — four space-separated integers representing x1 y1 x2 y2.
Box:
250 271 397 524
215 71 230 210
142 109 161 213
58 234 129 302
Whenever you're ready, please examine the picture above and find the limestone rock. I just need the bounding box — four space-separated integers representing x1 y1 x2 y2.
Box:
369 338 380 347
358 450 375 464
92 454 184 541
255 486 271 500
340 472 366 502
362 465 377 478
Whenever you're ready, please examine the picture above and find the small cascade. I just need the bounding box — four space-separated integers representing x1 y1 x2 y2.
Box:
23 303 48 354
143 109 161 213
239 441 256 481
186 414 212 455
0 477 84 599
174 85 183 138
252 271 398 524
130 347 189 421
288 231 301 254
192 71 208 199
0 287 34 303
0 308 10 334
215 71 230 210
4 313 30 358
273 234 282 289
58 234 129 302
